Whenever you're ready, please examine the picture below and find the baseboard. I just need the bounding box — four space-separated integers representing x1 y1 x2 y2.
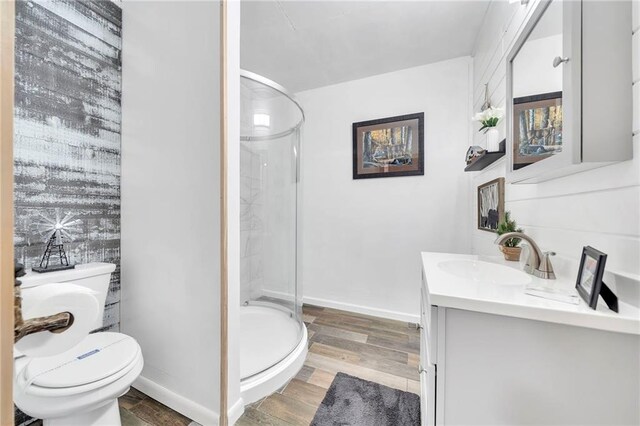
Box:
303 296 420 323
260 288 294 301
227 397 245 425
259 290 419 323
133 375 219 426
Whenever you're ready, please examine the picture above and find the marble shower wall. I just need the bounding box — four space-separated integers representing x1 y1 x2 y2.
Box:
13 0 122 332
240 143 265 303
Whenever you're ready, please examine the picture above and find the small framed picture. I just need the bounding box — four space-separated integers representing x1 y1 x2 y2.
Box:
352 113 424 179
477 178 505 232
575 246 608 309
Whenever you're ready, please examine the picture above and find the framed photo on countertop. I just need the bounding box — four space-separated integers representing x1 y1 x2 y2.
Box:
575 246 618 312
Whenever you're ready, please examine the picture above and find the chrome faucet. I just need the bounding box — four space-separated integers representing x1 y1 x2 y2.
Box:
494 232 556 279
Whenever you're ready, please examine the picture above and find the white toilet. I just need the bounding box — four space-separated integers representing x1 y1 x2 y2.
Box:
14 263 143 426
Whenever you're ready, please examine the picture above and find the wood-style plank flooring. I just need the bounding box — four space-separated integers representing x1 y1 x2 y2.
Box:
71 304 419 426
118 387 194 426
28 387 194 426
236 304 420 425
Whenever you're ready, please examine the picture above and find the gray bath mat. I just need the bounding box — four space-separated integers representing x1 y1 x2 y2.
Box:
311 372 420 426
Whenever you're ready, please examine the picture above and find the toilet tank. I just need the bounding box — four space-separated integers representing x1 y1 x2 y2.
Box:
19 263 116 330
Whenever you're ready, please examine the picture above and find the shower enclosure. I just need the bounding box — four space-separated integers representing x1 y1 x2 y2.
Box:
239 70 307 402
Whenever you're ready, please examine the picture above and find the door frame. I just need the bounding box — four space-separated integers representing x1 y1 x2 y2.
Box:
219 0 229 425
0 1 15 424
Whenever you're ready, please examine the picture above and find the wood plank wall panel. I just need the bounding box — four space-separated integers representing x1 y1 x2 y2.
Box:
470 0 640 278
13 1 121 423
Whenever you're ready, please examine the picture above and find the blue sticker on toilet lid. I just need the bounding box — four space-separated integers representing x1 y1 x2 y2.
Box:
25 332 140 388
76 348 100 360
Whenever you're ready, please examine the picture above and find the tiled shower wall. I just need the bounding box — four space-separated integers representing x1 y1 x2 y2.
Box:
240 144 265 303
14 0 121 421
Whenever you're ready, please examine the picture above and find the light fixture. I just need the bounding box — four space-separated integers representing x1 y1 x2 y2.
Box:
253 113 270 128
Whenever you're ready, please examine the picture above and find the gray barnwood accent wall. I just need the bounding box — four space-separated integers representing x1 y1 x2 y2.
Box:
13 0 122 423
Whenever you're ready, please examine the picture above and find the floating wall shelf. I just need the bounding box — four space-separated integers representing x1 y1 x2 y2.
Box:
465 140 506 172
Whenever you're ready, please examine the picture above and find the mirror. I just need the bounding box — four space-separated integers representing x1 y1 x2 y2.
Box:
511 0 563 170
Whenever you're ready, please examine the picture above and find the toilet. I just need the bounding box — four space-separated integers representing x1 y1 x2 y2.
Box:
14 263 143 426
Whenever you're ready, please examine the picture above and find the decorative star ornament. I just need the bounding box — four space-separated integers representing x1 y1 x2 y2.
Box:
34 209 83 245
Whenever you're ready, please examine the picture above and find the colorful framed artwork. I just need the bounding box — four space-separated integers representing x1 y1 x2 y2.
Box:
513 91 562 170
477 177 505 232
352 112 424 179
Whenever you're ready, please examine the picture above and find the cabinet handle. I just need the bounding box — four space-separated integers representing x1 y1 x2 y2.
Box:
552 56 570 68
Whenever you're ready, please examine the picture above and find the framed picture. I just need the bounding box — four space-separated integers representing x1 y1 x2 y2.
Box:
477 177 504 232
513 91 562 170
352 112 424 179
575 246 610 310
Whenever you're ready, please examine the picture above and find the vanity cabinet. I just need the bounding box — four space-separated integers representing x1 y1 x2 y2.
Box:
418 280 437 426
506 0 633 183
419 253 640 426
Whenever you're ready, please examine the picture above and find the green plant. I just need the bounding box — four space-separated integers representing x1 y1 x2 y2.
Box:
496 211 523 247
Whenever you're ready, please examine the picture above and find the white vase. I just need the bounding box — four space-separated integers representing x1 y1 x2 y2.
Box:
485 128 500 152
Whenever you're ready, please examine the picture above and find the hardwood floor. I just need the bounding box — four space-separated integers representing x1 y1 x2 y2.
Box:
237 304 420 425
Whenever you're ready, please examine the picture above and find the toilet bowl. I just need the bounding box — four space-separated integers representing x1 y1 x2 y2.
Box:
14 263 143 425
15 332 143 425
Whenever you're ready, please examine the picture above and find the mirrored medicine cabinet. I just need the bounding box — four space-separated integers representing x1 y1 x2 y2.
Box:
506 0 633 183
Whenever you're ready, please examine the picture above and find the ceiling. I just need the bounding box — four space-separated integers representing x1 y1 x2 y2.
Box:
241 1 491 93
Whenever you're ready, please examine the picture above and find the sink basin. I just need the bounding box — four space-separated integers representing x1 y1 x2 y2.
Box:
437 259 531 286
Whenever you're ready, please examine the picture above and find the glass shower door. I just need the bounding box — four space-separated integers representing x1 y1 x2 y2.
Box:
239 71 304 379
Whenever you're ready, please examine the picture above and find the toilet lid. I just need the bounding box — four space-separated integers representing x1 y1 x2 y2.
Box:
24 332 139 389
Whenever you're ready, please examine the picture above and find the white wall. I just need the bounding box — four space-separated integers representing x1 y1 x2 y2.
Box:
120 2 221 424
470 1 640 287
297 57 473 321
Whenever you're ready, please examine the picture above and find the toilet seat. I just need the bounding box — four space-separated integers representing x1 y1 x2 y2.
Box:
14 332 144 421
19 349 142 398
26 332 139 389
16 333 141 398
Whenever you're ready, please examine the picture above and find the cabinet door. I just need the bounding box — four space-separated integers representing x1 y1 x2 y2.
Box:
506 0 576 183
506 0 632 183
421 270 432 332
420 282 438 365
420 284 437 426
420 286 435 366
420 364 436 426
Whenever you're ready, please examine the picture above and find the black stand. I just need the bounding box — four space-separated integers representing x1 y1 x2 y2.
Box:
599 282 618 313
32 232 75 273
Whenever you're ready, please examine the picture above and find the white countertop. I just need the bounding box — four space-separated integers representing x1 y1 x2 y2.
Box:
422 252 640 335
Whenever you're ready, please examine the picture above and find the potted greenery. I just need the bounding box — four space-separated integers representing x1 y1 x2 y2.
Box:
496 211 523 261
